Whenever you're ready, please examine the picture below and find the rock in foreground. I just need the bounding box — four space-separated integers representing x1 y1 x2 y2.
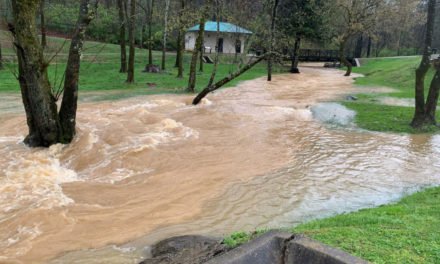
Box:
140 235 227 264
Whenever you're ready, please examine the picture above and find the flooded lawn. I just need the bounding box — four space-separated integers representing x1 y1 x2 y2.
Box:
1 67 439 263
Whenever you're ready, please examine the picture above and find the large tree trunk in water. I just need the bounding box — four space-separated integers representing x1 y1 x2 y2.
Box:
162 0 170 70
187 17 205 92
339 39 352 76
118 0 127 73
11 0 60 147
267 0 279 82
59 0 97 143
40 0 46 49
193 55 266 105
411 0 436 128
290 36 301 74
126 0 136 83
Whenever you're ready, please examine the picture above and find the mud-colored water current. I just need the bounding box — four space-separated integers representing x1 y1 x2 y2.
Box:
1 67 440 263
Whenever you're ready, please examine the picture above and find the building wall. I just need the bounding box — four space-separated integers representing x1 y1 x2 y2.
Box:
185 32 248 54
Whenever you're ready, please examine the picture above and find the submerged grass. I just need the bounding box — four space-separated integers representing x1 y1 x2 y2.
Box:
345 57 440 133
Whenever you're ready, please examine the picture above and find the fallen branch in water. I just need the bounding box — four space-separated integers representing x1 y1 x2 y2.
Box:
192 54 267 105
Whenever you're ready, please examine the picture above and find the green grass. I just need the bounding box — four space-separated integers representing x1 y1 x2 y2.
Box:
0 30 274 98
223 231 267 248
294 187 440 264
343 57 439 133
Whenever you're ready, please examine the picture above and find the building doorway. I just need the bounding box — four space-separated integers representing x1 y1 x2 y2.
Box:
217 38 224 53
235 39 242 53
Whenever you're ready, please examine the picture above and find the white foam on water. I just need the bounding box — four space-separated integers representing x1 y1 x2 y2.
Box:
0 224 42 259
263 106 313 121
93 168 154 184
311 103 356 126
112 102 159 114
0 136 24 143
0 144 79 216
131 119 199 151
151 99 186 107
199 98 213 106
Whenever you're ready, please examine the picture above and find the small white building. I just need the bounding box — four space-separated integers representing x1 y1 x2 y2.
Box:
185 21 253 54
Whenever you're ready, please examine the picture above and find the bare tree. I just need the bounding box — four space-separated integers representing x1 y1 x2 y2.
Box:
40 0 47 49
118 0 127 73
334 0 381 76
0 42 3 70
162 0 171 70
176 0 185 78
126 0 136 83
187 16 206 92
138 0 155 71
206 0 221 88
267 0 279 81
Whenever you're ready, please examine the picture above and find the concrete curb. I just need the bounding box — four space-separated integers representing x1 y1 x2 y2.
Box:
208 231 368 264
206 231 292 264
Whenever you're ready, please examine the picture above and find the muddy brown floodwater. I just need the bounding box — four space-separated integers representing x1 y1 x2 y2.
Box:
1 67 440 263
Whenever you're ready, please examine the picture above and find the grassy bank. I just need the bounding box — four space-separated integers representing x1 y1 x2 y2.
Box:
224 187 440 263
344 57 439 133
295 187 440 263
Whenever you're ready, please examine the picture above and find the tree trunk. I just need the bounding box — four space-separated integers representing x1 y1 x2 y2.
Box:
126 0 136 83
162 0 170 70
267 0 279 82
290 35 301 74
0 42 3 70
187 17 205 92
207 2 220 88
118 0 127 73
59 0 97 143
411 0 436 128
424 66 440 124
367 37 372 58
11 0 60 147
354 34 363 58
40 0 47 49
175 31 181 68
193 55 266 105
199 38 204 72
339 39 352 76
397 31 402 56
147 0 154 67
177 0 185 77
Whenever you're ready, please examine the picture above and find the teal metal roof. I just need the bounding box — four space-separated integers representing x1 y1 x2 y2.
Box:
188 21 252 34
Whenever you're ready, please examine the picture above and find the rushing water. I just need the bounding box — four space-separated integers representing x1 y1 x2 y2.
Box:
1 67 440 263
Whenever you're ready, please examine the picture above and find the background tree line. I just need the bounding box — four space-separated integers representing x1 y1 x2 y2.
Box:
1 0 436 57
